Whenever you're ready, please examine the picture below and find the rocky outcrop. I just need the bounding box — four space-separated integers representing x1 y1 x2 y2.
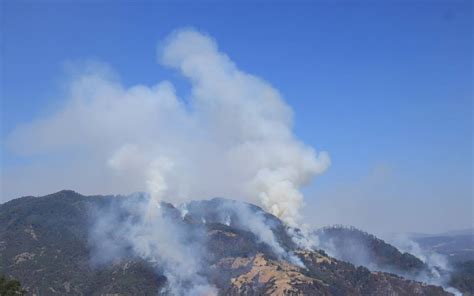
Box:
212 251 450 296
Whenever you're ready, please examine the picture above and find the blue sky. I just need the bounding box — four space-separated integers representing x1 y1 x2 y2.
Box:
1 0 472 234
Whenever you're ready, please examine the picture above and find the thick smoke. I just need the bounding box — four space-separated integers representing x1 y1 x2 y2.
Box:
315 226 462 295
228 202 305 267
199 199 305 266
7 29 330 228
388 234 462 295
6 28 330 292
89 195 217 295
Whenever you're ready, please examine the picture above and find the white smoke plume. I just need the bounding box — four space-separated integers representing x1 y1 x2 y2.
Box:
388 234 462 295
89 195 217 295
177 199 305 267
6 28 330 228
224 201 305 267
287 224 319 250
390 234 449 273
312 226 463 295
5 28 330 292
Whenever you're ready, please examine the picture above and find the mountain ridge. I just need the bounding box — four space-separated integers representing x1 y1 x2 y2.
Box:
0 190 461 295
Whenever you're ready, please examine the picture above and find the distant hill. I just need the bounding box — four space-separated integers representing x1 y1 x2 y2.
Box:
412 230 474 295
315 226 427 275
412 231 474 263
316 225 473 295
0 191 456 295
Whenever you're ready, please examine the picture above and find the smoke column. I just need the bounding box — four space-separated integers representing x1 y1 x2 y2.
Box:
136 29 330 226
8 28 330 228
89 195 217 295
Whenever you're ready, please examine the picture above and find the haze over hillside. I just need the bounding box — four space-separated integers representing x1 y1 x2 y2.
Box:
1 3 472 295
1 191 471 295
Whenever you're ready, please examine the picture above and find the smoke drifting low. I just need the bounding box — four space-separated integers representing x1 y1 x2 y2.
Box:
315 226 463 295
89 195 217 295
178 198 305 267
388 234 462 295
6 29 330 227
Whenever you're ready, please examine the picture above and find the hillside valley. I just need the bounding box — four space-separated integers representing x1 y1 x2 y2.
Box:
0 191 471 295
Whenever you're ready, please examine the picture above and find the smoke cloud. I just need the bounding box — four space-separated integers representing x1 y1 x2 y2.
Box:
388 234 462 295
4 29 330 291
186 198 306 267
228 202 305 267
5 28 330 227
88 194 217 295
315 226 462 295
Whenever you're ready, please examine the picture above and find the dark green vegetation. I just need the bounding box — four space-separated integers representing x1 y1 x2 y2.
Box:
316 225 474 295
449 260 474 295
0 275 25 295
316 226 426 275
0 191 461 295
0 191 163 295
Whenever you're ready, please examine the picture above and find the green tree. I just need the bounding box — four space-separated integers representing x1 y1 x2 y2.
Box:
0 275 25 296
